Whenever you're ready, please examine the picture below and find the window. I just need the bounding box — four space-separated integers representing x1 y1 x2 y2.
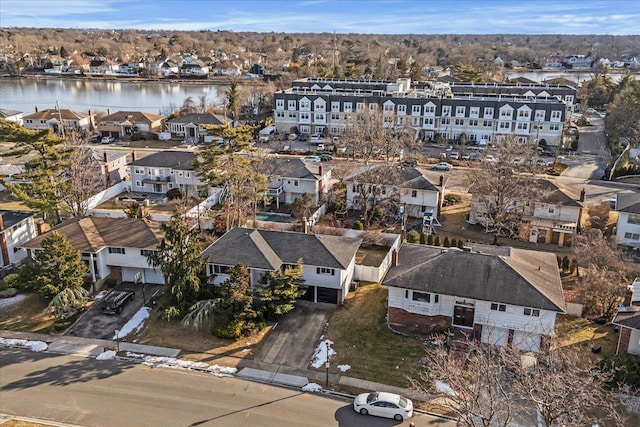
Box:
484 107 494 117
293 179 299 186
316 267 335 275
300 112 310 120
483 120 492 127
549 123 560 131
500 109 512 118
356 102 365 112
397 105 407 114
344 102 352 112
517 122 529 131
425 105 435 114
455 118 464 126
288 100 296 110
108 247 126 254
300 100 310 110
134 168 144 174
412 117 420 126
548 206 555 213
213 265 230 274
535 110 545 121
469 119 478 127
276 99 284 109
455 106 465 116
412 105 421 114
524 308 540 317
629 215 640 225
441 118 450 125
384 104 394 112
624 232 640 241
491 303 506 312
518 110 530 119
499 121 510 130
288 112 297 119
470 107 480 117
442 106 451 116
314 113 325 121
424 118 434 125
412 292 438 303
140 249 158 256
550 110 562 120
276 111 285 118
411 190 417 198
330 113 340 120
331 101 340 112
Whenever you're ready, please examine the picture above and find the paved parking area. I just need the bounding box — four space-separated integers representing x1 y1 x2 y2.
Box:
65 283 163 340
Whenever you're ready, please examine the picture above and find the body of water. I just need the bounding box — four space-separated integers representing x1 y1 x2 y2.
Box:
0 77 225 115
504 70 638 86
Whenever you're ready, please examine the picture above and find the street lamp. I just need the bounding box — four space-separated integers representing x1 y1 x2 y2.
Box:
325 342 332 387
114 329 120 352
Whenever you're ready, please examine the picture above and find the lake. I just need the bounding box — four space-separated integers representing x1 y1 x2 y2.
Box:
0 77 226 115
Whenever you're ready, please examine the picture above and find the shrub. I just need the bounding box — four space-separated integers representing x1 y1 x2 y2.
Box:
352 220 364 230
419 232 426 244
434 236 441 246
457 239 465 249
407 229 420 243
0 287 17 298
215 320 245 339
443 236 451 247
562 256 570 272
451 238 458 248
160 306 181 321
427 234 434 245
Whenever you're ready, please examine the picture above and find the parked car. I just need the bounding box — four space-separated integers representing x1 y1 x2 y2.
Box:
432 162 453 171
401 158 418 167
353 391 413 421
297 133 308 142
320 154 333 161
101 136 114 144
316 143 325 151
461 153 470 161
483 155 497 162
449 151 459 160
302 155 321 163
101 289 135 314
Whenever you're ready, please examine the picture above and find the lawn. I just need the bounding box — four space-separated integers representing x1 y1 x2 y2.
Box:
0 293 56 333
1 420 52 427
325 282 427 388
554 314 618 365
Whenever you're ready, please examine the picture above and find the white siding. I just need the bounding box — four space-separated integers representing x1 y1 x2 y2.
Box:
481 326 509 346
512 330 541 352
628 329 640 356
122 267 164 284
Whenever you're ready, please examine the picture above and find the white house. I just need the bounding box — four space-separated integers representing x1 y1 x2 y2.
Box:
21 217 166 288
201 227 362 304
382 243 565 352
615 192 640 249
166 113 226 143
128 151 202 195
22 108 95 134
260 158 332 206
0 109 24 126
0 210 39 268
613 278 640 356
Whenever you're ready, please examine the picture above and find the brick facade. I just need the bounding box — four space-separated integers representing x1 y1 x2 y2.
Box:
388 307 451 335
617 326 631 355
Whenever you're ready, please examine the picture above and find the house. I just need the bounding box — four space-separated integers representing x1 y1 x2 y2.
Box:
259 158 332 207
613 278 640 356
20 216 166 287
97 110 164 140
344 166 442 219
91 149 131 186
615 192 640 249
22 108 95 134
468 178 583 247
128 151 202 195
166 113 226 143
382 243 565 352
0 210 39 268
201 227 362 304
88 59 119 75
179 61 209 77
561 55 594 69
156 60 179 77
0 109 24 126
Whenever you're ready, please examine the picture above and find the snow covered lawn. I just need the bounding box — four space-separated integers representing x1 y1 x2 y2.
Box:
124 352 238 376
0 337 48 352
114 307 150 339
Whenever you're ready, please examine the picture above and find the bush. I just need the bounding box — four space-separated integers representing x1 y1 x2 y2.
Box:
160 306 181 321
407 229 420 243
419 233 426 244
427 234 434 245
352 220 364 230
215 320 245 339
0 287 17 298
443 236 451 247
451 238 458 248
434 236 441 246
457 239 465 249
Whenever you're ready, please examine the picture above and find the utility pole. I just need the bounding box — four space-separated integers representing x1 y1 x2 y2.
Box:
56 100 65 138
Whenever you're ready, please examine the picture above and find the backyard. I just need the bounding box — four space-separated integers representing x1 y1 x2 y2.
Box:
0 293 55 333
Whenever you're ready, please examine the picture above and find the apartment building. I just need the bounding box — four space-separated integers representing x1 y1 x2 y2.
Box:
273 78 576 147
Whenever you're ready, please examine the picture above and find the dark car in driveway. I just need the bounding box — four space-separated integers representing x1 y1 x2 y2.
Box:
102 289 135 314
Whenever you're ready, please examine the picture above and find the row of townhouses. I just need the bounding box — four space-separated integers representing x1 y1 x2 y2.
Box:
273 78 576 147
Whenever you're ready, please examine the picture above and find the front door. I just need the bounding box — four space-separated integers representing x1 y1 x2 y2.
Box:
453 305 475 328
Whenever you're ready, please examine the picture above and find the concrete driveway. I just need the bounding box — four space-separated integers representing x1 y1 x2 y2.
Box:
248 301 335 370
65 283 163 340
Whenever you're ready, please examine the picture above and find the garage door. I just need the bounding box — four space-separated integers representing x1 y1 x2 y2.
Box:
481 326 509 346
298 285 315 302
122 267 165 285
316 287 338 304
512 331 541 352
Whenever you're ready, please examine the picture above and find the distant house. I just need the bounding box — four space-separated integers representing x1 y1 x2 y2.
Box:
0 109 23 126
0 210 39 268
180 62 209 77
468 178 583 247
22 108 95 134
88 59 119 75
166 113 226 143
21 217 166 287
259 158 332 207
383 243 565 352
562 55 594 69
613 278 640 356
615 192 640 249
157 60 179 77
97 110 164 140
201 227 362 304
128 151 202 195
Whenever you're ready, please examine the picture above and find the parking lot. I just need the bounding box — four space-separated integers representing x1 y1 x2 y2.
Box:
65 283 163 340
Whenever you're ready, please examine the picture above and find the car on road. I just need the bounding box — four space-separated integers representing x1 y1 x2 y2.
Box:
319 154 333 161
432 162 453 171
102 289 135 314
101 136 114 144
353 391 413 421
302 155 321 163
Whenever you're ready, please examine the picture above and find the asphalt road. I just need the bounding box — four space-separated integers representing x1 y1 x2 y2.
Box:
0 348 454 427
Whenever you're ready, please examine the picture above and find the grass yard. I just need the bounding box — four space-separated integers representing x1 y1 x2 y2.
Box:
325 282 427 388
1 420 52 427
554 314 618 365
0 293 55 333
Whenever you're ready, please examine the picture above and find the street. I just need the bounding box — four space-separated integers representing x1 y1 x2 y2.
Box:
0 348 454 427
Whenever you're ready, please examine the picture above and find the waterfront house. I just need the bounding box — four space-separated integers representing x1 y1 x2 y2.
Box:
0 109 23 126
22 108 95 134
97 110 164 140
166 113 226 143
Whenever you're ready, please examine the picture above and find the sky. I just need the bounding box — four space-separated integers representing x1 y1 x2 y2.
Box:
0 0 638 35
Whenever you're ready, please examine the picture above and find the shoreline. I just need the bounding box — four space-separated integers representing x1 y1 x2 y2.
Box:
0 73 265 86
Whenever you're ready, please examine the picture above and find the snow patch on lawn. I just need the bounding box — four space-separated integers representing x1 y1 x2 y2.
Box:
0 294 28 308
436 380 457 396
0 338 48 352
124 352 237 376
302 383 323 392
96 350 117 360
337 364 351 372
311 339 335 369
114 307 150 339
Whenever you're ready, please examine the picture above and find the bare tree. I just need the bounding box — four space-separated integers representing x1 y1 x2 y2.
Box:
61 131 105 216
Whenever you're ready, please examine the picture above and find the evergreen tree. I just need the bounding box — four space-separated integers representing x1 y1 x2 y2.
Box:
443 236 451 247
255 261 306 320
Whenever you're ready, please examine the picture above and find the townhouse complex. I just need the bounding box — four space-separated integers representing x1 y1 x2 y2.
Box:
273 78 576 147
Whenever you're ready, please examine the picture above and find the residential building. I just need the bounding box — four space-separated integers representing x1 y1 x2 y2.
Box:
615 192 640 249
156 60 179 77
0 210 39 268
273 78 574 147
20 217 166 287
128 151 202 195
166 113 226 143
259 158 332 206
91 149 131 186
561 55 594 69
383 243 565 352
88 59 120 75
468 178 583 247
0 109 24 126
613 278 640 356
97 110 164 140
22 108 95 134
201 227 362 304
344 166 442 219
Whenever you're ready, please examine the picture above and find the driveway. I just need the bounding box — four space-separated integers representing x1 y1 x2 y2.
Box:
65 283 163 340
248 301 335 370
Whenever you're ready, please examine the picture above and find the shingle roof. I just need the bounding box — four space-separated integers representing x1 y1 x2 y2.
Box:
617 192 640 214
128 151 197 171
167 113 225 125
346 165 439 191
201 227 362 270
23 109 89 121
0 109 22 118
101 110 164 123
0 210 36 231
382 243 565 312
470 177 581 207
613 307 640 330
20 217 164 253
261 158 330 180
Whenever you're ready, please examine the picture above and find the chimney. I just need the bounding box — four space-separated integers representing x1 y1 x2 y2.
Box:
103 152 108 163
580 188 586 202
37 220 47 235
318 164 323 176
391 249 398 266
35 106 38 113
131 151 136 161
623 286 634 306
302 217 309 234
439 175 444 186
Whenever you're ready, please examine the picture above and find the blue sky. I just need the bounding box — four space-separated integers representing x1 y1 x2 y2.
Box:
1 0 638 35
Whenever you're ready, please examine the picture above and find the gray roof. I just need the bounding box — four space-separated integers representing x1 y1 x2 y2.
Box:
201 227 362 270
260 157 331 180
346 165 439 191
617 192 640 214
0 210 36 230
613 307 640 330
167 113 224 125
129 151 197 171
382 243 565 312
0 109 22 118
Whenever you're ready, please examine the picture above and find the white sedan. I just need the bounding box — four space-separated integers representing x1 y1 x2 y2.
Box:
353 391 414 421
432 162 453 171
